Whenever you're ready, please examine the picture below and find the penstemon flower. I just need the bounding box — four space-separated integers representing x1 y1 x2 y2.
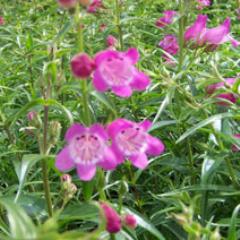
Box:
206 78 238 105
155 10 177 28
185 15 240 49
100 203 122 233
158 35 179 62
93 48 150 98
71 53 95 79
107 119 165 169
55 123 118 181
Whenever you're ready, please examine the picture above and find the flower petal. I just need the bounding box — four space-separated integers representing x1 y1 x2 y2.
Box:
55 147 75 171
139 120 152 131
89 123 108 140
65 123 85 142
94 50 118 66
112 85 133 98
107 119 133 139
93 70 108 92
98 147 118 170
129 153 148 169
125 48 139 64
130 71 150 91
76 164 96 181
146 135 165 155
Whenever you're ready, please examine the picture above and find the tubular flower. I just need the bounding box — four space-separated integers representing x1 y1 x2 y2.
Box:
57 0 77 8
196 0 211 10
155 10 177 28
158 35 179 61
100 203 122 233
87 0 103 13
93 48 150 98
107 119 165 169
55 123 118 181
206 78 238 105
185 15 240 49
71 53 95 79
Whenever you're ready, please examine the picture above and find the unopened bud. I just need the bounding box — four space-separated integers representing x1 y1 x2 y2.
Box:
123 214 137 229
48 121 62 144
61 174 72 183
27 111 42 129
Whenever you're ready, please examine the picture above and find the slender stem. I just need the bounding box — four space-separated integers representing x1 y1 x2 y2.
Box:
115 0 123 50
41 106 53 217
81 80 91 125
178 0 185 71
187 139 195 183
110 234 116 240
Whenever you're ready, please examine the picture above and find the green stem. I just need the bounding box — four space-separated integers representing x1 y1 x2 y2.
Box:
115 0 123 50
81 80 91 125
42 106 53 217
178 0 185 71
187 139 195 183
224 157 240 189
110 234 116 240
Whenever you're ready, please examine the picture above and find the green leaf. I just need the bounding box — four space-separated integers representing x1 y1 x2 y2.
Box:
227 204 240 240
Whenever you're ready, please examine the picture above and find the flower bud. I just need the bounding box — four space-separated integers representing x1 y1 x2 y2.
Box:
0 16 4 25
123 214 137 229
106 35 118 48
61 174 72 183
100 203 122 233
48 121 62 145
57 0 77 8
27 111 42 129
79 0 91 7
71 53 95 79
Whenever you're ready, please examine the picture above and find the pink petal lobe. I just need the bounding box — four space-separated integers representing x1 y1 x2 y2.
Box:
98 147 118 170
139 120 152 131
129 153 148 169
93 70 108 92
55 147 75 171
89 123 108 140
112 85 133 98
131 71 151 91
76 164 96 181
125 48 139 64
65 123 85 142
107 119 133 139
146 135 165 155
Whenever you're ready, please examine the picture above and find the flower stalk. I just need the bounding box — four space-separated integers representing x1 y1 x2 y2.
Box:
115 0 123 50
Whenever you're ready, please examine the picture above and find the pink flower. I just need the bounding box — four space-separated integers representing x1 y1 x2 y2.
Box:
184 15 208 45
123 214 137 229
93 48 150 98
71 53 95 79
158 35 179 61
204 18 240 48
87 0 103 13
100 203 122 233
107 119 165 169
27 111 37 121
156 10 177 28
55 123 118 181
196 0 211 10
106 35 118 48
0 16 4 25
57 0 77 8
99 23 107 32
232 134 240 152
206 78 237 105
185 15 240 49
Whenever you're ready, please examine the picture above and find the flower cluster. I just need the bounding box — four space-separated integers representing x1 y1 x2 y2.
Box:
55 120 164 181
71 48 151 98
100 202 137 233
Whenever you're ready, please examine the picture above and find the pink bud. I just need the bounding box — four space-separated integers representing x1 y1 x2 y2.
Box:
100 203 122 233
87 0 103 13
0 16 4 25
27 111 37 121
71 53 95 79
99 23 107 32
106 35 118 48
57 0 77 9
123 214 137 229
61 174 72 183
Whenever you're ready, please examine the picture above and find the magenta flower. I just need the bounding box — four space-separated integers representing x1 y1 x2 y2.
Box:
158 35 179 62
185 15 239 49
55 123 118 181
196 0 211 10
57 0 77 8
107 119 165 169
204 18 240 48
93 48 150 98
123 214 137 229
87 0 103 13
156 10 177 28
206 78 237 105
232 134 240 152
184 15 208 45
106 35 118 48
100 203 122 233
71 53 95 79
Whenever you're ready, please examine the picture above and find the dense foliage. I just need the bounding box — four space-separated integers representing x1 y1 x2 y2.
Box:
0 0 240 239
